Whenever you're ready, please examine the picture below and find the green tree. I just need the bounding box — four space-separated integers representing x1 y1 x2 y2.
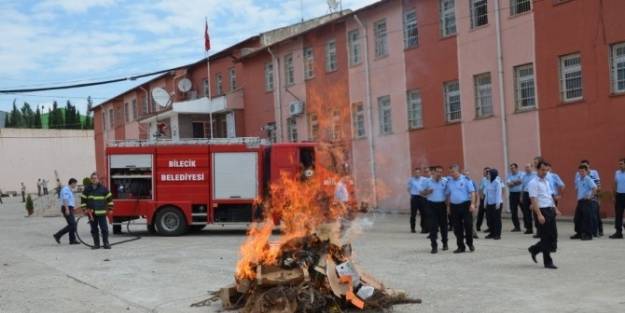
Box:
10 100 23 128
25 194 34 216
21 102 34 128
83 96 94 129
4 111 10 127
33 107 42 128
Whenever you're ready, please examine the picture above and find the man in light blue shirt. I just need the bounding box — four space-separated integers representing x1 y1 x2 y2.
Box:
421 166 448 253
547 168 565 204
53 178 80 245
520 164 536 234
446 165 476 253
572 165 597 240
506 163 524 232
407 167 428 234
610 158 625 239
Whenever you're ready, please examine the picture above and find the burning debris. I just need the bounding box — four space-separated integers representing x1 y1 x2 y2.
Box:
208 166 421 313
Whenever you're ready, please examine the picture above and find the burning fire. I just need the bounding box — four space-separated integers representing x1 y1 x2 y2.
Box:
236 165 356 280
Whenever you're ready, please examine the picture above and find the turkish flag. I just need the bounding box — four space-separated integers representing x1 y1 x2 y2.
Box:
204 19 211 51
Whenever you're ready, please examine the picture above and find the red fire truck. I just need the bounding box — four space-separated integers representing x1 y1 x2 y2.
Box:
105 138 315 236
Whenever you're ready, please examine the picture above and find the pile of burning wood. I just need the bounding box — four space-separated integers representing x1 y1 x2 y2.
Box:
212 222 420 313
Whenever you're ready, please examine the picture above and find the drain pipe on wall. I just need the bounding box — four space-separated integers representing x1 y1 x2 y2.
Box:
268 47 284 142
354 14 378 209
494 0 510 210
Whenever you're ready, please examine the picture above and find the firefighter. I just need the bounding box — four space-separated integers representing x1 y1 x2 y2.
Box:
81 172 114 249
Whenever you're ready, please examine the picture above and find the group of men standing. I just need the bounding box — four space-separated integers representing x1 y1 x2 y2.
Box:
407 157 625 269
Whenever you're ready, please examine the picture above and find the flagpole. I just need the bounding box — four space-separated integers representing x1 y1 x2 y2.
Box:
204 17 214 139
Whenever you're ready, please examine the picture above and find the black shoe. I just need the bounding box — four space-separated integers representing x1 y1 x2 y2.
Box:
544 264 558 269
411 229 416 233
598 232 604 237
528 248 537 263
581 235 592 241
492 236 501 240
53 234 60 244
442 244 449 251
91 245 101 250
468 245 475 252
609 233 623 239
524 230 533 235
420 230 428 234
570 234 581 240
431 247 438 254
484 235 494 239
453 248 466 254
69 241 80 245
511 228 521 232
484 229 491 233
103 244 111 250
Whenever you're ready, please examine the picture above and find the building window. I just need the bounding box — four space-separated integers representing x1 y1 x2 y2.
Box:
510 0 531 15
352 103 366 138
141 94 149 115
131 99 138 121
287 118 298 142
264 62 274 92
202 79 209 97
444 81 461 122
103 111 107 130
229 67 236 91
440 0 456 37
377 95 392 135
331 110 342 140
610 42 625 94
474 73 493 118
404 10 418 48
216 74 223 96
285 54 294 86
407 89 423 129
559 53 583 102
266 122 277 143
325 40 337 72
124 102 130 122
470 0 488 28
514 64 536 110
303 47 314 79
374 19 388 58
108 109 114 129
348 30 362 66
308 113 319 141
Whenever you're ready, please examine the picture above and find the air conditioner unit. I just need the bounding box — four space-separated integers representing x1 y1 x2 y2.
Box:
288 101 304 117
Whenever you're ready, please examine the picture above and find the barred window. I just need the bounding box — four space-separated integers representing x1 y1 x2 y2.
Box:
264 62 274 92
308 113 319 141
348 30 362 66
559 54 583 102
287 118 298 142
108 109 114 129
407 89 423 129
378 95 392 135
440 0 456 37
610 42 625 94
514 64 536 109
352 103 366 138
374 19 388 57
444 81 461 122
474 73 493 117
510 0 531 16
216 74 223 96
124 102 130 122
470 0 488 28
228 67 236 91
304 47 314 79
203 79 209 97
285 54 294 86
141 94 149 115
325 40 337 72
131 99 137 120
404 10 418 48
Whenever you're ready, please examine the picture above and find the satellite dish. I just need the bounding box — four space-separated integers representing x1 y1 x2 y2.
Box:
327 0 340 12
177 78 192 93
151 87 171 108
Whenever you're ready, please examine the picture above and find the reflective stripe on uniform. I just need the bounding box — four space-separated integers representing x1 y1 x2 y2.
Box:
80 194 88 199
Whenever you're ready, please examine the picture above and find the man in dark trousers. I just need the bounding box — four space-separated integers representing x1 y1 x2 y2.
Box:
476 167 490 232
81 172 114 249
571 165 597 240
506 163 524 232
528 161 560 269
520 164 536 234
407 167 428 233
53 178 80 245
446 165 477 253
610 158 625 239
421 166 448 254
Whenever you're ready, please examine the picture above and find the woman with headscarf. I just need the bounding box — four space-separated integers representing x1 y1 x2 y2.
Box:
484 168 503 239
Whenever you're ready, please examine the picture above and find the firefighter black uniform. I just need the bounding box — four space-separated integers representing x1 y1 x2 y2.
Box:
81 183 114 249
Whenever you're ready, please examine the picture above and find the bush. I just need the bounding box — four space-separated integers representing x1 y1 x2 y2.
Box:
25 194 34 216
82 177 91 186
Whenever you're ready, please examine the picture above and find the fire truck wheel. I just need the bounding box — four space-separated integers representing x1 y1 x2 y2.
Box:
155 206 188 236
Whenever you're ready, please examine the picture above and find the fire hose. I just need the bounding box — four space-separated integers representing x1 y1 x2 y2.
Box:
75 213 142 248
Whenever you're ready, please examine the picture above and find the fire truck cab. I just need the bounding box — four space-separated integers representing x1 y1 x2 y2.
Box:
105 138 315 235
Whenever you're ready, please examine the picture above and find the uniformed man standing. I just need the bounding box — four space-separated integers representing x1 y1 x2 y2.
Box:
580 160 603 237
571 165 597 241
506 163 524 232
547 167 565 206
520 164 536 234
407 168 427 233
610 158 625 239
446 165 476 253
81 172 114 249
527 160 560 269
421 166 448 253
484 169 503 240
476 167 490 232
53 178 80 245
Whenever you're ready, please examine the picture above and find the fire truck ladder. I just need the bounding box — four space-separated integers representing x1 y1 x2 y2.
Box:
108 137 269 147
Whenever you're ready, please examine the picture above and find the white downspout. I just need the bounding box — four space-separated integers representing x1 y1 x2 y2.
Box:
268 47 283 142
494 0 510 210
354 14 378 209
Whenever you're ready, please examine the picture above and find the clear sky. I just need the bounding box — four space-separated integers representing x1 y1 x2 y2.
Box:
0 0 376 114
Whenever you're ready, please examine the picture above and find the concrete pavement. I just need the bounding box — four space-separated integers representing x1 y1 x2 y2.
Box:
1 196 624 313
